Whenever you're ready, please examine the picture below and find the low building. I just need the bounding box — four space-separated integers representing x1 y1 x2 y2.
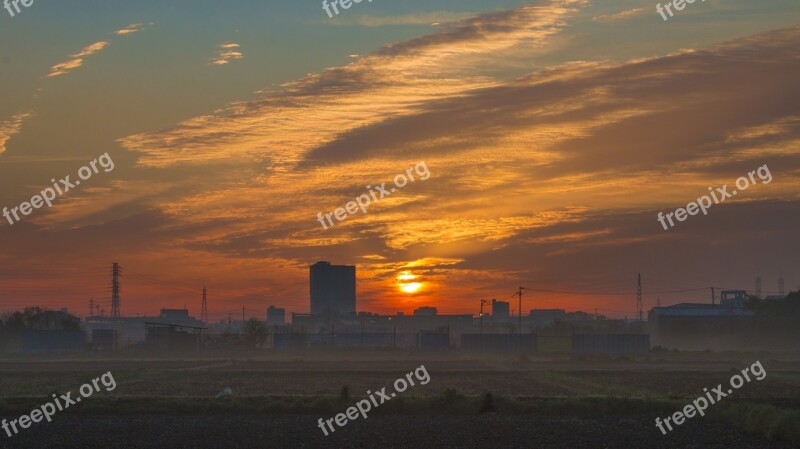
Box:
530 309 566 326
648 302 754 349
413 306 437 316
720 290 748 308
267 306 286 326
145 322 205 351
491 299 510 323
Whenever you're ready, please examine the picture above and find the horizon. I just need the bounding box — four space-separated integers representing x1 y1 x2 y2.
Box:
1 0 799 321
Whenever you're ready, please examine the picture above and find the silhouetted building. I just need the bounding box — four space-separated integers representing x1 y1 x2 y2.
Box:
310 261 356 316
530 309 567 326
267 306 286 326
159 309 191 321
720 290 748 308
413 306 437 316
648 303 754 349
492 299 509 323
145 322 205 351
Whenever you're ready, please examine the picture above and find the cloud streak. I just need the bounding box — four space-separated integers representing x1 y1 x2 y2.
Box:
114 23 146 35
47 41 110 78
0 112 33 154
120 0 588 168
592 8 645 22
210 43 244 65
333 11 476 27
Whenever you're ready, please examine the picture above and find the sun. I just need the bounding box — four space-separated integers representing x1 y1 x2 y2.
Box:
401 282 422 293
397 272 422 294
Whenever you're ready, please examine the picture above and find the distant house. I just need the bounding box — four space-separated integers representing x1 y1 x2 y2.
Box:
720 290 748 308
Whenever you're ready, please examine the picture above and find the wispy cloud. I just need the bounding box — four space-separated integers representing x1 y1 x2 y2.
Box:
47 24 148 78
121 0 588 168
333 11 476 27
114 23 145 35
210 43 244 65
593 8 645 22
0 112 33 154
47 41 110 78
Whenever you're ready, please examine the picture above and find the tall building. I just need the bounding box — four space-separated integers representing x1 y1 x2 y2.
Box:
267 306 286 326
492 299 510 323
310 261 356 316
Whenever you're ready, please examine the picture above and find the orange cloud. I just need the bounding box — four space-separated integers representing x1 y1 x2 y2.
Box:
47 41 110 78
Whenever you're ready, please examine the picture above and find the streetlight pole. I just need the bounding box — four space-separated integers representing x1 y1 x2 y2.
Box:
480 299 490 335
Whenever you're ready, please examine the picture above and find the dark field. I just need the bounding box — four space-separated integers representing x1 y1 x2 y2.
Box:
1 351 799 448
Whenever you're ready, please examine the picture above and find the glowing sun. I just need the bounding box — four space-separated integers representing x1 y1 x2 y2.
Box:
397 272 422 293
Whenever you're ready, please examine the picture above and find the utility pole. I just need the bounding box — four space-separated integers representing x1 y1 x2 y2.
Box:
89 298 94 317
201 286 208 323
514 287 527 334
755 267 762 298
111 262 121 318
636 273 643 322
710 287 715 305
779 270 785 296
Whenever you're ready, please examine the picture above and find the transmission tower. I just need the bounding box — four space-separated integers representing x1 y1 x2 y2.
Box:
201 286 208 323
779 271 785 296
755 267 762 298
637 273 643 321
111 262 121 318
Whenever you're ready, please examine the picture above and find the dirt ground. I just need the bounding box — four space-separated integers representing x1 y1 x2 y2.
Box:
0 351 798 448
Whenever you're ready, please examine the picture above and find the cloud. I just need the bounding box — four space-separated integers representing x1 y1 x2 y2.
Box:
210 43 244 65
47 41 110 78
114 23 145 35
71 6 800 314
46 24 147 78
592 8 645 22
334 12 476 27
0 112 33 154
120 0 588 168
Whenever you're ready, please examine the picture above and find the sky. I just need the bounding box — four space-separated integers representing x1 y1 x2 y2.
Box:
0 0 799 321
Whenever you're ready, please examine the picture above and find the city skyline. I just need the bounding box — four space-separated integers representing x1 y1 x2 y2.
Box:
1 0 799 318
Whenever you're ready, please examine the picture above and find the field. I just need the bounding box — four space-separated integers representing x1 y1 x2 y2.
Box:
1 350 799 448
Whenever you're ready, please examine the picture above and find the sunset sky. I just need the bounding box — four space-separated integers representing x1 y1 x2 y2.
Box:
1 0 799 321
